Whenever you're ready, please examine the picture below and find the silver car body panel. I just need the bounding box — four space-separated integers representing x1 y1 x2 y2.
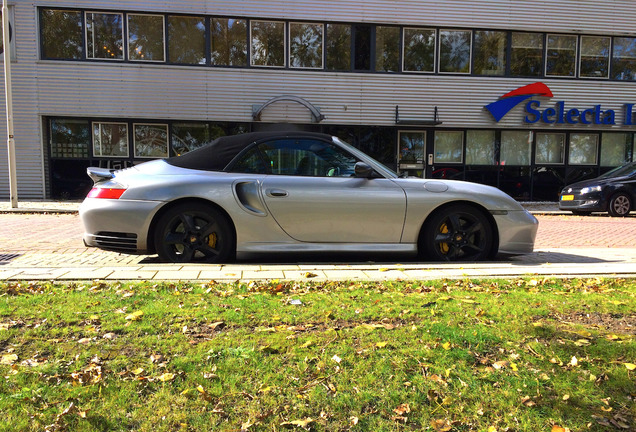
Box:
80 136 538 258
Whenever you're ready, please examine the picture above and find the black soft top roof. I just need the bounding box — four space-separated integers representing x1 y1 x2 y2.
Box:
165 131 333 171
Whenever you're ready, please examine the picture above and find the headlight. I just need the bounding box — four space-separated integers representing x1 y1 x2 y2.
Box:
580 185 602 194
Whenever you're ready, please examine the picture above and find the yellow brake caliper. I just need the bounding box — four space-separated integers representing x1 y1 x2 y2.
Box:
439 222 450 255
207 232 217 249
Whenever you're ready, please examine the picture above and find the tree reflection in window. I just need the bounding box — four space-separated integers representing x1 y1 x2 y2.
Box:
612 37 636 81
375 26 400 72
546 34 577 77
211 18 247 66
168 15 206 64
326 24 350 70
439 30 471 73
128 14 165 61
93 122 129 157
290 23 323 68
134 124 168 158
251 20 285 67
511 32 543 76
403 28 435 72
473 31 506 76
86 12 123 59
580 36 609 78
40 9 83 59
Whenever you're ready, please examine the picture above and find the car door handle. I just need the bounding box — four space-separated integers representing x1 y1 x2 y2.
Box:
266 188 288 197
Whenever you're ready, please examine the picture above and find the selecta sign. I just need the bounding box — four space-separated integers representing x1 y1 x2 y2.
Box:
485 82 636 126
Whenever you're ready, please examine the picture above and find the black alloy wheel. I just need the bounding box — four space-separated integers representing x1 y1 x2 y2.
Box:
608 193 632 217
421 204 494 261
154 203 234 263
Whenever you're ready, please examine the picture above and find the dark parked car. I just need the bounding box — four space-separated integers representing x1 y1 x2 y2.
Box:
559 162 636 216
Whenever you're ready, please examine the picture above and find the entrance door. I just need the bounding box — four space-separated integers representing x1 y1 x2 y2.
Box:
398 131 426 177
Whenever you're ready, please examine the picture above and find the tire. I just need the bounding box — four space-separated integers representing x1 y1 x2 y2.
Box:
154 203 234 263
608 193 632 217
420 204 494 262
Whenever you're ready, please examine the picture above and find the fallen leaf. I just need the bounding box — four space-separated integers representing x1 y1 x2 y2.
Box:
431 418 452 431
376 342 388 348
623 363 636 371
1 354 18 365
125 310 144 321
551 426 566 432
157 372 175 382
393 403 411 415
281 417 314 429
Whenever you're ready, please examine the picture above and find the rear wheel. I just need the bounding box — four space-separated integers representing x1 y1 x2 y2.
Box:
608 193 632 217
154 203 234 263
420 204 494 262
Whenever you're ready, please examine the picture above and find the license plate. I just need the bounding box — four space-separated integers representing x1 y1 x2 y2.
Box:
561 195 574 201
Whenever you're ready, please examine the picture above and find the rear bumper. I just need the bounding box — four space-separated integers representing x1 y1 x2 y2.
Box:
494 210 539 256
79 198 163 253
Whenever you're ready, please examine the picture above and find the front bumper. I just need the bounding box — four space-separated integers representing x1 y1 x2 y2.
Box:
79 198 164 253
494 210 539 256
558 193 605 212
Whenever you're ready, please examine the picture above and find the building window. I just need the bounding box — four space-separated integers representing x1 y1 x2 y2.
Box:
251 20 285 67
93 122 129 157
289 22 324 69
353 25 372 71
612 37 636 81
128 14 165 61
601 133 632 166
168 15 206 65
375 26 400 72
511 32 543 76
535 133 565 164
465 130 495 165
501 131 532 165
402 28 435 73
473 31 506 76
438 30 471 73
399 131 425 163
569 133 599 165
546 34 577 77
434 131 463 163
85 12 124 60
171 122 211 156
580 36 610 79
211 18 247 66
40 9 83 60
134 124 169 158
325 24 351 71
50 119 90 158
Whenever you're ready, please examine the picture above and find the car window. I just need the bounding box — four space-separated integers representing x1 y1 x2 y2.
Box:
230 146 268 174
258 138 358 177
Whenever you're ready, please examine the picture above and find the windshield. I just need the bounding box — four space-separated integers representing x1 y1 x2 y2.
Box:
598 162 636 179
332 137 398 178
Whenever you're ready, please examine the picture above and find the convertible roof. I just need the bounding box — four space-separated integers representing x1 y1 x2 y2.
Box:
165 131 333 171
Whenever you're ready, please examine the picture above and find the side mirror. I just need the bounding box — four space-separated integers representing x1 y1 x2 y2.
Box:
354 162 375 178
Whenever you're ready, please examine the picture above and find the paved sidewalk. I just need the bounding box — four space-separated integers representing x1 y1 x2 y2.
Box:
2 201 635 282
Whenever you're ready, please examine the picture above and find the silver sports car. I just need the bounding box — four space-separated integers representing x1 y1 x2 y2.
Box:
80 131 538 263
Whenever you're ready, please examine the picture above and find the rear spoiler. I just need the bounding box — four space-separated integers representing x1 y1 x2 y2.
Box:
87 167 115 183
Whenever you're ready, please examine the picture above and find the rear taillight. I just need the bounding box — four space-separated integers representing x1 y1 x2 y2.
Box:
87 187 126 199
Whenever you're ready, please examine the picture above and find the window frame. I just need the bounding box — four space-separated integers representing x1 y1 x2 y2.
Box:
250 19 286 68
535 132 566 165
288 21 325 70
127 13 166 63
133 122 169 158
402 27 436 73
85 11 124 61
545 33 578 77
438 29 472 74
92 121 130 158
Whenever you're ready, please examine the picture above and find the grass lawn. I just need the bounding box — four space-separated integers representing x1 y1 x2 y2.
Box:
1 278 634 431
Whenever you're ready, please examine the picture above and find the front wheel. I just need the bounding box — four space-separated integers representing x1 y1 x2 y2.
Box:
420 204 494 262
154 203 234 263
608 193 632 217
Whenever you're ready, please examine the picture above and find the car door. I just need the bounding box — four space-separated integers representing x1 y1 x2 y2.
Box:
256 137 407 243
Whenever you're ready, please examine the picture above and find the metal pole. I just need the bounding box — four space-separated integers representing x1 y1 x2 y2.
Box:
2 0 17 208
